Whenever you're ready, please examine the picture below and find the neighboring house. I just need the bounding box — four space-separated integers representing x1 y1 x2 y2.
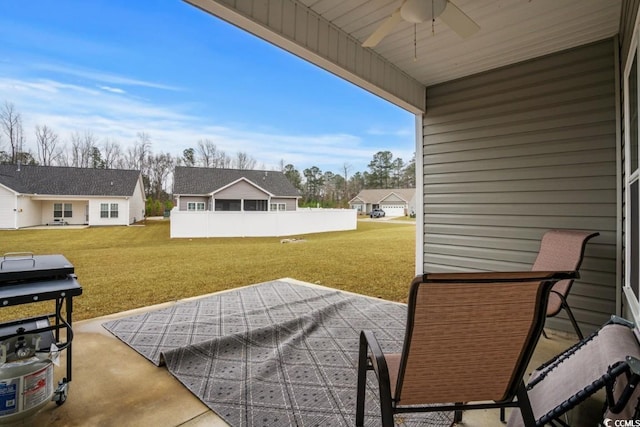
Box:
173 166 301 212
0 164 145 229
171 167 356 238
349 189 415 217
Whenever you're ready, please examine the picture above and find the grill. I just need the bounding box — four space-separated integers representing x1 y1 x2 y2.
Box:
0 252 82 423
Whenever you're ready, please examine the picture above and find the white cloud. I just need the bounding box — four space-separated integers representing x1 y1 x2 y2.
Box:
0 75 410 172
99 85 126 94
33 62 182 91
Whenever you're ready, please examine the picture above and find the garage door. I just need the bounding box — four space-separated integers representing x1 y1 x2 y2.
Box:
0 195 15 228
380 204 405 217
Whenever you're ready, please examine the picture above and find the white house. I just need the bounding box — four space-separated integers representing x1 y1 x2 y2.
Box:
171 167 356 238
349 189 416 217
0 164 145 229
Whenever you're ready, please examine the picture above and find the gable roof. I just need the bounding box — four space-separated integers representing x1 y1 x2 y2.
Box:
173 167 300 198
0 164 142 197
349 188 415 204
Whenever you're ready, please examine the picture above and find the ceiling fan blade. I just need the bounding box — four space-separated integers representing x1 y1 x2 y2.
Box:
439 0 480 39
362 7 403 47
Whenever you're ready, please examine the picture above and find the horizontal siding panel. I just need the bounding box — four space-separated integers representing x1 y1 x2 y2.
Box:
425 177 615 193
426 40 614 102
423 148 615 173
424 113 615 146
425 190 616 204
426 71 615 120
424 214 615 231
424 163 615 184
425 90 615 133
423 124 614 155
425 203 615 217
421 39 617 336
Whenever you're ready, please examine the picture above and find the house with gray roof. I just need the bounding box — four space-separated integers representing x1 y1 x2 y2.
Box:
171 167 355 238
0 164 145 229
349 188 416 217
173 166 301 212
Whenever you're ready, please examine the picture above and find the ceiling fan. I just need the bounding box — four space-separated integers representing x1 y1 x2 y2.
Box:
362 0 480 48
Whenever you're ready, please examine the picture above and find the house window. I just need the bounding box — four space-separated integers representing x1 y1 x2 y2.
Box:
215 199 241 211
187 202 205 211
624 37 640 322
100 203 119 218
270 203 286 211
54 203 72 218
244 200 267 211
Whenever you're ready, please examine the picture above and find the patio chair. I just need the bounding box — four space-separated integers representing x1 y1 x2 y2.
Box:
531 230 599 340
507 316 640 426
355 270 577 427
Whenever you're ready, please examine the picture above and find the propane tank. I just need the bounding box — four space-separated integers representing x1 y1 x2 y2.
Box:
0 329 54 424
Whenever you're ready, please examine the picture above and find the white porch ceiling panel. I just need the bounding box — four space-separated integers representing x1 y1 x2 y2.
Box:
185 0 622 114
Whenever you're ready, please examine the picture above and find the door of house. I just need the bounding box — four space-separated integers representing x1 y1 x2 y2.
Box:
85 204 89 224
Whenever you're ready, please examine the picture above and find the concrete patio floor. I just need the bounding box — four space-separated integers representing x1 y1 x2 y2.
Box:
7 291 602 427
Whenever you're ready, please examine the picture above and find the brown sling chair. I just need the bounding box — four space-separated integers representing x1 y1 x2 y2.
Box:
356 271 577 427
531 230 599 340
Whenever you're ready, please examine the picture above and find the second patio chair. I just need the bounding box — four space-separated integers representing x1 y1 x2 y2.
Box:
531 229 599 340
355 270 577 427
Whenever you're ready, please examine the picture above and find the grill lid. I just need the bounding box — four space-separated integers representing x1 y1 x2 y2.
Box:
0 253 74 284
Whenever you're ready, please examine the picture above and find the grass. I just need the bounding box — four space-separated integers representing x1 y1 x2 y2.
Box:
0 220 416 322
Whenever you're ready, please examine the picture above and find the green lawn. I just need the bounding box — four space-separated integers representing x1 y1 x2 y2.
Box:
0 220 416 321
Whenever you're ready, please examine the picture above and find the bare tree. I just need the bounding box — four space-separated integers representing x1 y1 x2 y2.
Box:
234 151 256 170
34 125 60 166
196 139 219 168
102 138 124 169
0 102 24 163
147 152 175 200
125 132 151 172
68 130 98 168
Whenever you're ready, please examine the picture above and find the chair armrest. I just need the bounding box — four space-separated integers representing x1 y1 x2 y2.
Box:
421 270 578 283
359 330 394 406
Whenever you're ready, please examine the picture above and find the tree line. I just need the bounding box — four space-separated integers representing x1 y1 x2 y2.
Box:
0 101 415 214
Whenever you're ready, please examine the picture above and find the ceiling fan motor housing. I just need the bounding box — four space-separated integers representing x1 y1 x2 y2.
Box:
401 0 448 23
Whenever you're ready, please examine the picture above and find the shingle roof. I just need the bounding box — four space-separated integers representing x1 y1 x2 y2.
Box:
0 164 141 197
349 188 415 204
173 167 300 197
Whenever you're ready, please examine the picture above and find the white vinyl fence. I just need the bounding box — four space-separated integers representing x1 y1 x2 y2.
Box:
170 208 357 238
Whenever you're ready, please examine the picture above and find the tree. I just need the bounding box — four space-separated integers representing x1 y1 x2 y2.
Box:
367 151 394 188
69 130 97 168
90 146 105 169
147 152 175 200
34 125 60 166
125 132 152 172
234 151 256 170
302 166 323 204
102 138 124 169
196 139 218 167
0 102 24 164
181 147 196 167
390 157 405 188
283 164 302 191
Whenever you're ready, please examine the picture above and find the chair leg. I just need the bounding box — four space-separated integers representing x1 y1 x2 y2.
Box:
453 409 463 422
516 381 536 427
561 298 584 340
500 407 506 423
356 338 368 426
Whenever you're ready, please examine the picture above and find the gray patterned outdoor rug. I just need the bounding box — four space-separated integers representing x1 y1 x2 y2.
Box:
102 279 453 426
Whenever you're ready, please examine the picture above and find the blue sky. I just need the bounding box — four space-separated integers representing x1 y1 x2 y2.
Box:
0 0 416 174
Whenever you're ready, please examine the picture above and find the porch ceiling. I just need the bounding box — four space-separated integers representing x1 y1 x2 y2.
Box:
185 0 622 112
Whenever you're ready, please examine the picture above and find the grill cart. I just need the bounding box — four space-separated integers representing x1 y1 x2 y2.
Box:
0 252 82 423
